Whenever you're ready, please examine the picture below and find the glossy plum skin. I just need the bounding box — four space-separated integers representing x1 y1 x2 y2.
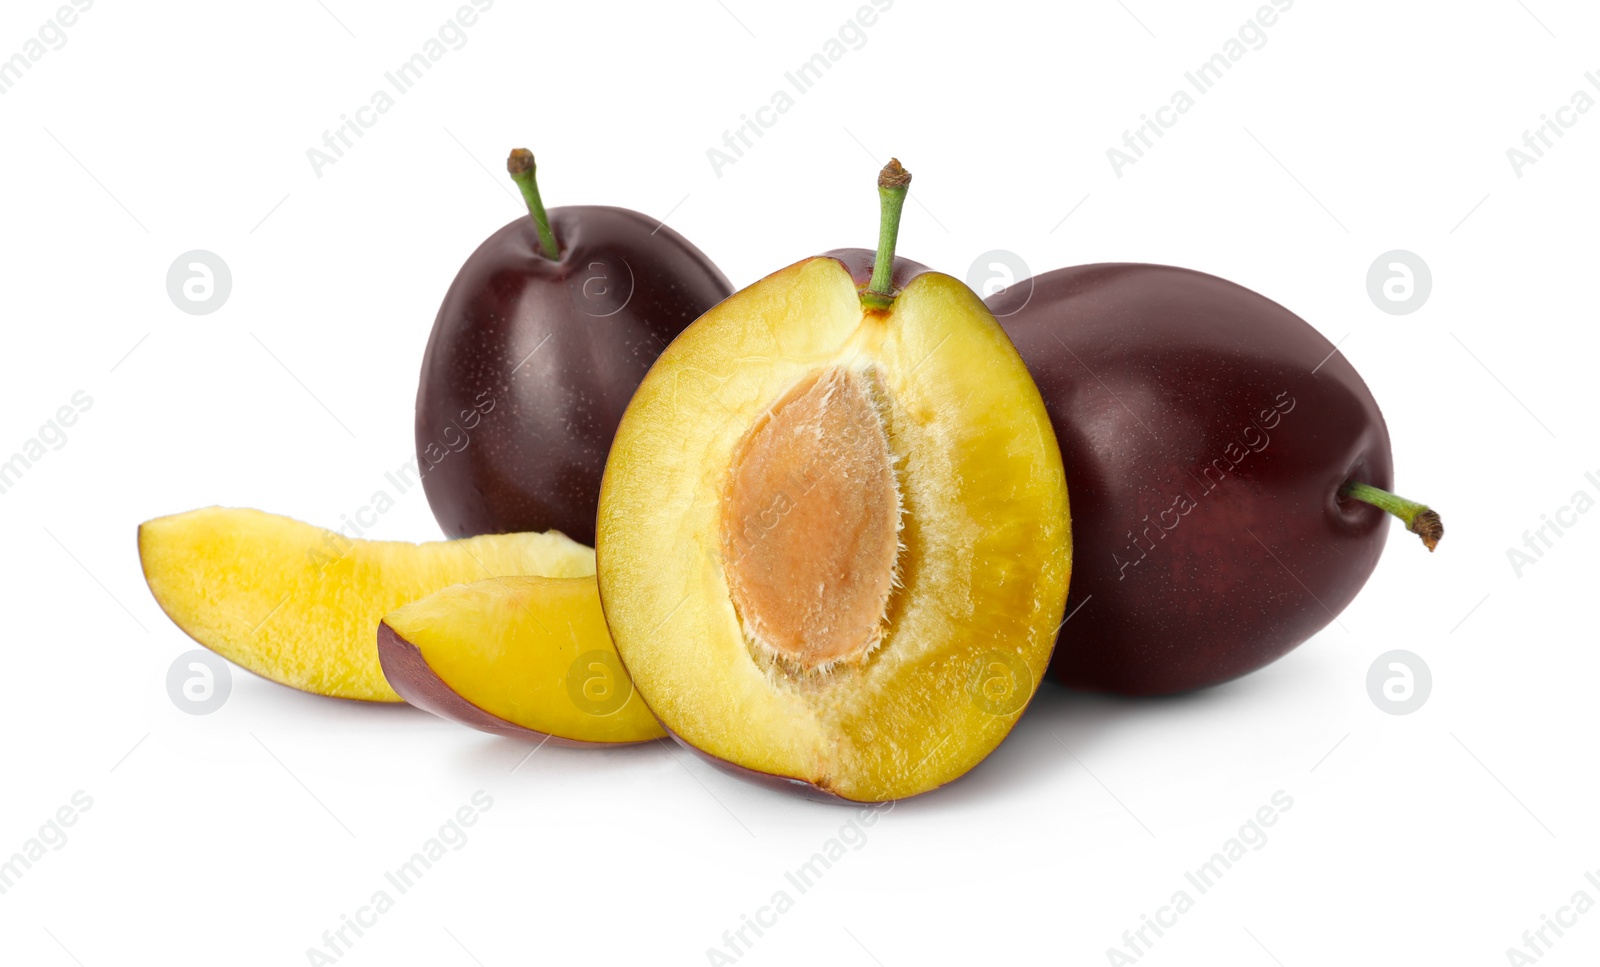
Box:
989 264 1393 696
819 247 930 292
417 207 732 546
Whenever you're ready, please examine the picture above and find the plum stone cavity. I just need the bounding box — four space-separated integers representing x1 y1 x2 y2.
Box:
720 365 902 673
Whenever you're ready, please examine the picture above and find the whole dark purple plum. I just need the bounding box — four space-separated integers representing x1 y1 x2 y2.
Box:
417 149 733 545
989 263 1440 695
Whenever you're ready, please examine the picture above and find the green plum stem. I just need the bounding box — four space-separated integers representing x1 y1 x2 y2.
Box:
506 148 559 261
1340 481 1444 552
862 158 911 311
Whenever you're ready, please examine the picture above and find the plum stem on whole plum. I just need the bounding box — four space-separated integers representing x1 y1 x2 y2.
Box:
861 159 912 311
506 148 560 261
1339 481 1444 552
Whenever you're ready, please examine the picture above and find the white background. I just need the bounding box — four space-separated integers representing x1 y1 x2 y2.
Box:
2 1 1597 964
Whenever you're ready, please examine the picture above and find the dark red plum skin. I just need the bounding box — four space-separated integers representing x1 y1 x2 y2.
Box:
988 264 1393 696
417 207 733 546
376 621 605 747
821 248 930 295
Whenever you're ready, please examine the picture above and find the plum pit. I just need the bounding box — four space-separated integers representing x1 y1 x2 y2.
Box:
720 365 902 673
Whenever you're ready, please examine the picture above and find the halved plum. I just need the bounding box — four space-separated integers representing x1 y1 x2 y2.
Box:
595 162 1071 801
